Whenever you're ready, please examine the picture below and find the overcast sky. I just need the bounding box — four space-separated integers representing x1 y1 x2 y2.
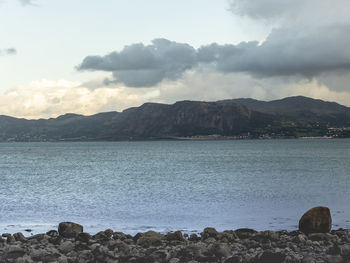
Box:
1 0 350 118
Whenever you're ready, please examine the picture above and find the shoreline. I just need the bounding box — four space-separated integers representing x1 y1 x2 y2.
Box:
0 136 347 143
1 223 349 263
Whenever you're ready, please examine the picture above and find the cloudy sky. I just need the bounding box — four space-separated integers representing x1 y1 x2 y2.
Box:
1 0 350 118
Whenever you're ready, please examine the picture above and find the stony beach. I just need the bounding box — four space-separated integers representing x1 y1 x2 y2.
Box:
0 207 348 263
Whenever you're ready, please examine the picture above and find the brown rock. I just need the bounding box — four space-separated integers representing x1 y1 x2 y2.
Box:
299 206 332 234
58 222 83 238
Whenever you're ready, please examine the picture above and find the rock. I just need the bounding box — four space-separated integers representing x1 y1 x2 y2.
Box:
294 234 308 244
46 230 59 237
301 255 315 263
220 231 238 242
75 241 91 251
189 233 200 242
201 227 219 239
7 235 16 243
341 244 350 259
104 229 114 238
256 251 286 263
93 231 109 241
179 242 208 261
308 233 338 242
13 232 26 242
150 249 171 262
2 233 16 243
76 232 91 243
166 231 185 242
2 225 350 262
136 231 163 248
2 233 11 238
14 257 26 263
208 242 231 258
252 230 280 242
224 255 243 263
299 206 332 234
59 241 74 254
49 235 63 245
113 231 127 240
234 228 258 239
30 249 50 261
6 245 26 258
327 245 342 255
58 222 83 238
324 255 343 263
58 255 68 263
77 249 94 262
284 254 300 263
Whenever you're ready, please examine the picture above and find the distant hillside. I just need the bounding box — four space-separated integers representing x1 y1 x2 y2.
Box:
219 96 349 115
0 96 349 141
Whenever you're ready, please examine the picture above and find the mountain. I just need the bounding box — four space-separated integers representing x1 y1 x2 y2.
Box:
219 96 349 115
0 96 349 141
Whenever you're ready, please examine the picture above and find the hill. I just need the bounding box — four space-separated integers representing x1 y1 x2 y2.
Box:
0 96 349 141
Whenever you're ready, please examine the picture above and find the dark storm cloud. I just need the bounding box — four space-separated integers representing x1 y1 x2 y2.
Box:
78 27 350 88
204 25 350 78
78 39 197 87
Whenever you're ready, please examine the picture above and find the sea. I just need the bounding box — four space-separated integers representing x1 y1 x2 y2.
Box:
0 139 349 235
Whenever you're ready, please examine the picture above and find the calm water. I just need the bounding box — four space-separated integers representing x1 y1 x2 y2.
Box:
0 139 349 235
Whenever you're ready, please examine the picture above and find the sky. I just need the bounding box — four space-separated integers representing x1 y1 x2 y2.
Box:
1 0 350 119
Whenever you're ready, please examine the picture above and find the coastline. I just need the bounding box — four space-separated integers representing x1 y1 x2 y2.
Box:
1 223 349 263
0 135 346 143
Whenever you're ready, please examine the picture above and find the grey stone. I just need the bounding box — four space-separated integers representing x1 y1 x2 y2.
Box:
59 241 74 254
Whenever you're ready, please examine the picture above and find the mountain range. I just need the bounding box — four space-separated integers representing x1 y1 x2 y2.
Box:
1 96 350 141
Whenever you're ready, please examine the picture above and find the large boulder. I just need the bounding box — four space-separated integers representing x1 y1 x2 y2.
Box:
299 206 332 234
58 222 83 238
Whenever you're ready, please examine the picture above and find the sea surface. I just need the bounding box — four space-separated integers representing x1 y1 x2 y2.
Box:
0 139 349 235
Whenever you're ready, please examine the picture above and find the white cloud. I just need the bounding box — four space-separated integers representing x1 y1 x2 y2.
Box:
1 72 350 119
0 79 148 119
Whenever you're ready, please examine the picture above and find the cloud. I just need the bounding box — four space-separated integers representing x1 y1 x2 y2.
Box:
2 72 350 119
0 48 17 56
0 79 156 119
230 0 302 21
76 0 350 92
229 0 350 26
78 30 350 90
77 38 197 87
201 25 350 78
